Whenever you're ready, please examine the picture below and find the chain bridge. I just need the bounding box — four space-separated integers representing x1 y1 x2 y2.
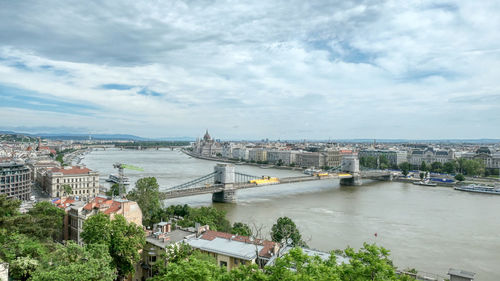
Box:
159 156 397 203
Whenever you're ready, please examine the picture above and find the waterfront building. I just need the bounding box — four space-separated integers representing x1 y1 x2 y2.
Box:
43 166 99 198
186 230 279 270
0 161 31 201
192 130 222 157
61 195 143 245
461 147 500 172
248 148 268 162
232 147 249 160
324 149 342 168
358 149 408 167
409 147 455 166
267 150 298 166
295 152 325 168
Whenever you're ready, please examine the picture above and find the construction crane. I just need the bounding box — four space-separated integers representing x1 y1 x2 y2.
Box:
112 163 144 197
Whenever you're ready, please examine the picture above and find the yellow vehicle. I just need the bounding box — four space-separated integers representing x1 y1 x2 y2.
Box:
338 173 352 177
317 172 329 177
250 176 280 185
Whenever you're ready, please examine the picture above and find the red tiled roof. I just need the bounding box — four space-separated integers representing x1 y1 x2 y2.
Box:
51 166 92 175
200 230 278 258
103 201 122 215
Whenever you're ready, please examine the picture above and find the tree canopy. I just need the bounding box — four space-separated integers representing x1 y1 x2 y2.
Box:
127 177 161 226
81 213 145 278
271 217 306 247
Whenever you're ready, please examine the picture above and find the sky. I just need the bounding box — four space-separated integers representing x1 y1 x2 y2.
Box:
0 0 499 140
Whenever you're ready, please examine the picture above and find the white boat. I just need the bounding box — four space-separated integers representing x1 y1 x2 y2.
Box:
304 168 322 175
412 179 437 186
454 184 500 195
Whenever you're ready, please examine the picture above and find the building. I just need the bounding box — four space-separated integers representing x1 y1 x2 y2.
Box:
43 166 99 198
62 195 143 245
248 148 268 162
461 147 500 172
295 152 325 168
324 150 342 168
141 222 205 279
186 230 280 271
0 161 31 201
192 130 222 157
232 147 249 160
266 245 349 267
267 150 298 166
26 159 60 188
409 148 455 166
358 149 408 167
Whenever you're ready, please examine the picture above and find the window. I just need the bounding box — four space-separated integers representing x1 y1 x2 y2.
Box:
234 258 239 265
220 261 227 268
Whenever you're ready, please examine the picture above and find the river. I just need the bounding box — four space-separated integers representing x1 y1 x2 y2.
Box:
81 148 500 280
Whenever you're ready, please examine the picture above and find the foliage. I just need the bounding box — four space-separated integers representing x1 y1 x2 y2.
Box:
105 183 126 197
81 213 145 278
10 256 39 281
442 161 457 174
127 177 161 226
430 162 443 173
62 184 72 196
454 174 465 181
232 222 252 237
461 159 485 176
0 194 21 229
339 243 414 281
151 251 224 281
271 217 306 247
31 242 116 281
398 162 410 176
177 206 232 232
3 201 66 241
420 161 428 171
0 230 49 263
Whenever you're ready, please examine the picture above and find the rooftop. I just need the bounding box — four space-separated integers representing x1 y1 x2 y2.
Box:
146 229 194 249
50 166 93 175
187 236 263 261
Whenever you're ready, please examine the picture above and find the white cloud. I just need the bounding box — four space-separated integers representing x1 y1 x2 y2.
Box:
0 0 499 139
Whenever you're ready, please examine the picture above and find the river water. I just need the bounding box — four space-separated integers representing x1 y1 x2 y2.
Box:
81 148 500 280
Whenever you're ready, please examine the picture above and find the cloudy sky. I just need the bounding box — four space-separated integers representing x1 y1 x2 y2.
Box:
1 0 499 140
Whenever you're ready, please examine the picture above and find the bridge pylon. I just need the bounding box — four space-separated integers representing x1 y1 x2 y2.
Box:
212 163 236 203
340 155 362 186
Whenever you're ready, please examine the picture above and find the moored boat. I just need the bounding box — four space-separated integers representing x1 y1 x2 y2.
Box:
454 184 500 195
413 179 437 186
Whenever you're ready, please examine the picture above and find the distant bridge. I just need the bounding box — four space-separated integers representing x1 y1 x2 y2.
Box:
160 156 397 203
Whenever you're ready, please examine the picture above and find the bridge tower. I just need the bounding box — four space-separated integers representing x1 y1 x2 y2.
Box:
212 163 236 203
340 155 362 186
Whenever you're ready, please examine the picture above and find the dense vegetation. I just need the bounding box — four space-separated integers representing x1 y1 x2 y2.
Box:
150 243 416 281
0 195 117 280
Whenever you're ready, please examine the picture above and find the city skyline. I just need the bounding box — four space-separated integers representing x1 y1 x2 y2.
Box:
1 1 500 139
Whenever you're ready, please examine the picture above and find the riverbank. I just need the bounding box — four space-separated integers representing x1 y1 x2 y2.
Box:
181 149 304 171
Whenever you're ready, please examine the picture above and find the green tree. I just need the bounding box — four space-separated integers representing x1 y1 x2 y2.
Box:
271 217 306 247
443 161 456 174
81 213 145 278
127 177 161 226
61 184 72 196
419 173 425 180
105 183 126 197
231 222 252 237
10 256 39 281
420 161 428 171
430 162 443 173
398 162 410 176
178 206 232 232
339 243 412 281
31 242 116 281
151 252 225 281
455 174 465 181
23 201 66 241
462 159 485 176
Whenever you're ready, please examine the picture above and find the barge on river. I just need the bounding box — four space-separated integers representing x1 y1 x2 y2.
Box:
454 184 500 195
